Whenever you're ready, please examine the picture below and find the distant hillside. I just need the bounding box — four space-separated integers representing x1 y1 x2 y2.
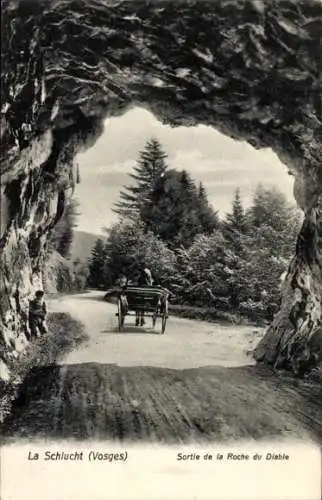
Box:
70 230 104 263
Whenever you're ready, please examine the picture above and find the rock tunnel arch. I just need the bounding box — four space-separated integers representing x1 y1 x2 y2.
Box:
1 0 321 375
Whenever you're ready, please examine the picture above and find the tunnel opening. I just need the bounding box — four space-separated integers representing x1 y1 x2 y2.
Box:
69 106 300 329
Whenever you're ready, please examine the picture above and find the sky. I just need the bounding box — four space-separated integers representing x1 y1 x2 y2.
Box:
75 107 295 236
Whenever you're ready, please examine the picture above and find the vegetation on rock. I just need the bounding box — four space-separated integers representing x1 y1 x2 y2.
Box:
45 198 89 293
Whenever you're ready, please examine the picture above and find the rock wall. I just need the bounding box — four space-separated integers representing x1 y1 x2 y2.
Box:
1 0 321 377
42 253 71 294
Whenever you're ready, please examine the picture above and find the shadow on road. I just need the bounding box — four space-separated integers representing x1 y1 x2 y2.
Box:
1 362 321 444
66 294 108 304
101 326 163 335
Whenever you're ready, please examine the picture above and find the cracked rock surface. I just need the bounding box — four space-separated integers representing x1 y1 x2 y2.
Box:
1 0 321 375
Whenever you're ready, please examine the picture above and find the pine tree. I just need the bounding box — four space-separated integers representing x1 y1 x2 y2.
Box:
114 138 168 220
197 182 220 233
250 185 299 229
221 189 250 308
223 188 248 251
198 182 207 200
87 238 107 288
231 185 302 315
248 185 302 259
141 170 219 248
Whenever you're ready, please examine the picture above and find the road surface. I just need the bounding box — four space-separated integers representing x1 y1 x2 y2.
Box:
50 291 261 369
2 291 321 444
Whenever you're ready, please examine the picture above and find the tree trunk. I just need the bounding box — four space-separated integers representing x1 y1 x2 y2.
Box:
254 188 322 373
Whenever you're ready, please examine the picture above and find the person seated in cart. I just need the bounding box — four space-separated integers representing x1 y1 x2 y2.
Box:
136 264 154 326
138 265 153 287
117 273 128 289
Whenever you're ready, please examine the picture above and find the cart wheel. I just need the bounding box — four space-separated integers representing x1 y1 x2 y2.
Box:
161 312 167 334
118 299 125 331
160 296 168 334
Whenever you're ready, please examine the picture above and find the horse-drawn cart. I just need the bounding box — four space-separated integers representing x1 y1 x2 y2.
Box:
116 286 169 334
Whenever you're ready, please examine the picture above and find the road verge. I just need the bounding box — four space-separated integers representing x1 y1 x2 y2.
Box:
0 312 87 423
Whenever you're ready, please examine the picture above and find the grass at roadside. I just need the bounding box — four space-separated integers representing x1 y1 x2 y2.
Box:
104 293 264 326
104 286 268 326
169 304 269 327
0 312 87 423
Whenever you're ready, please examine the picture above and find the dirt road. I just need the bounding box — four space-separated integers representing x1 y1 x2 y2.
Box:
2 291 322 444
50 291 261 369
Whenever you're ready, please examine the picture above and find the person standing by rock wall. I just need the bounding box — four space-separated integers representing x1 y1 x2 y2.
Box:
28 290 48 339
